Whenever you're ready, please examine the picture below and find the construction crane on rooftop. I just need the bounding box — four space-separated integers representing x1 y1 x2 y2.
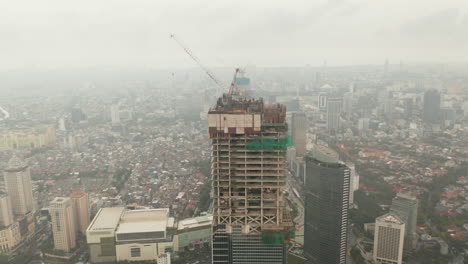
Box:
170 34 224 90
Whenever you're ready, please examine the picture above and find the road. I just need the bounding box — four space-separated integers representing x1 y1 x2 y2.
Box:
286 172 305 245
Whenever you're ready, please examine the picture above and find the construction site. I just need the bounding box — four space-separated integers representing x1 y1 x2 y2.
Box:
208 93 294 263
171 33 295 263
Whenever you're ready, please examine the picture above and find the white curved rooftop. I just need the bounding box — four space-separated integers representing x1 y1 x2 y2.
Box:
7 155 27 170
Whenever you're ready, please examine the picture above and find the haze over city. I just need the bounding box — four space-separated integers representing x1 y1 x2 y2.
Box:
1 0 468 70
0 1 467 264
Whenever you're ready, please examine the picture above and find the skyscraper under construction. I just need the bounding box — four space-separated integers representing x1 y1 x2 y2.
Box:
208 94 294 264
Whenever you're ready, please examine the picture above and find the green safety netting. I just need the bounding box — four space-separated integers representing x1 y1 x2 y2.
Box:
246 127 293 150
261 232 285 245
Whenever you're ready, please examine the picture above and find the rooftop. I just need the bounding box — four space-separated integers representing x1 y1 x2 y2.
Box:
6 154 27 171
116 208 170 235
377 213 404 225
50 197 70 205
178 215 213 230
71 190 87 199
87 207 125 231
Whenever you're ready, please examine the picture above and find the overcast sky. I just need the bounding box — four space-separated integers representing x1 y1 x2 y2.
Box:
1 0 468 69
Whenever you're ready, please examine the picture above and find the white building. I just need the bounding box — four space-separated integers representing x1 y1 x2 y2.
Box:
115 208 175 262
87 207 176 263
87 207 125 263
373 213 405 264
50 197 76 252
347 162 359 205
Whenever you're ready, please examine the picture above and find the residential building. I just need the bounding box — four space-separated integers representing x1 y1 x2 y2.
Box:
50 197 76 252
304 145 350 264
0 222 21 254
0 194 13 227
373 213 405 264
0 125 56 150
4 155 34 217
208 94 293 264
71 190 90 235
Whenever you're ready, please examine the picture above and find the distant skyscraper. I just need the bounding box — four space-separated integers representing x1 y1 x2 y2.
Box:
208 94 293 264
71 107 87 123
373 213 405 264
383 91 394 119
357 118 370 131
423 89 440 124
342 92 354 118
318 93 327 110
291 112 307 157
403 98 414 119
4 155 34 217
110 104 121 124
71 190 90 235
390 193 418 248
326 97 342 133
50 197 76 252
0 193 13 227
304 146 350 264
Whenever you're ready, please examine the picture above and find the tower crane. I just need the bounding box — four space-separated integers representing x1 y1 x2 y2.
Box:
170 34 224 90
228 68 240 96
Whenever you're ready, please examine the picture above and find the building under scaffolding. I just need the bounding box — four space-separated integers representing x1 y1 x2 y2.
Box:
208 94 294 264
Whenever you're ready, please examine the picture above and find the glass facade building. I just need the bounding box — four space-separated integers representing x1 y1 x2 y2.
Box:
304 153 350 264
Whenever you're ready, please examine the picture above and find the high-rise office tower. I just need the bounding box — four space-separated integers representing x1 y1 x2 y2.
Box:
0 193 13 227
71 190 90 235
208 94 293 264
291 112 307 157
390 193 418 248
4 155 34 217
50 197 76 252
423 89 440 124
304 146 350 264
326 97 342 133
373 213 405 264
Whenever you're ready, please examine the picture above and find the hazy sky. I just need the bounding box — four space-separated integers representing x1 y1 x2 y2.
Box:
1 0 468 69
